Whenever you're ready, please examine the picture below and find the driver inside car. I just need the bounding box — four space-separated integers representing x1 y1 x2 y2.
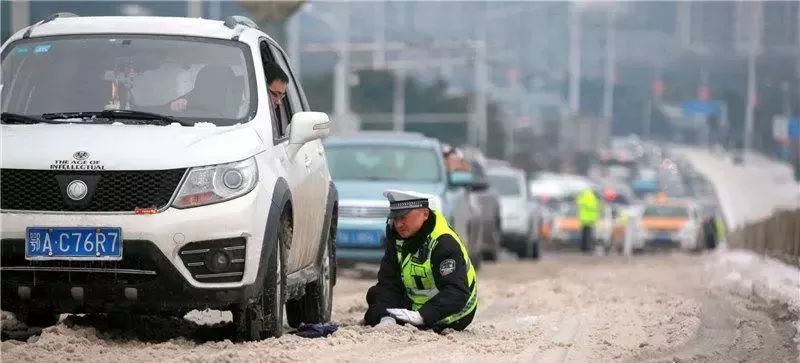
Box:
168 64 238 115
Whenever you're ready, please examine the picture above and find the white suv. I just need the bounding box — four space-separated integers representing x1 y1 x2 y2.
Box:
0 14 337 341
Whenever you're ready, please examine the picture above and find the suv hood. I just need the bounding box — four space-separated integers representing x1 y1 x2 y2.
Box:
1 123 264 170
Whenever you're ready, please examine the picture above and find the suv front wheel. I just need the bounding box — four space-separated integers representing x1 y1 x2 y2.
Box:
286 211 335 327
233 211 289 341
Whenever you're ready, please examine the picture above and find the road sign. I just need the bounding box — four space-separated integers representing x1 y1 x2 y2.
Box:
773 116 789 143
789 117 800 140
682 100 720 119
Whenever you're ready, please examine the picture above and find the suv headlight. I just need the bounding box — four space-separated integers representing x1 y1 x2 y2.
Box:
173 157 258 208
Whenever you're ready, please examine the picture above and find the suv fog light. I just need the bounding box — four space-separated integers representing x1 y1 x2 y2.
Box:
206 250 231 273
18 286 31 300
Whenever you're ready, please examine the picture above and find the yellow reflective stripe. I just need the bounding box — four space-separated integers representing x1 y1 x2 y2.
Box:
436 282 478 326
409 287 440 298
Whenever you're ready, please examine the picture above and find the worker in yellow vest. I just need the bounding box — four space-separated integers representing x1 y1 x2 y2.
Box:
576 188 601 253
364 190 477 332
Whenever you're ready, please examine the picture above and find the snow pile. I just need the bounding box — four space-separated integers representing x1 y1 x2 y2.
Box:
705 248 800 352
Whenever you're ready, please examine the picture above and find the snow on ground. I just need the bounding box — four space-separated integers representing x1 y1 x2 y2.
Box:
3 254 798 363
678 148 799 229
682 147 800 356
705 247 800 355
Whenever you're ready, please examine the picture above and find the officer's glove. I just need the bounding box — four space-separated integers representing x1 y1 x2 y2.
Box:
374 316 397 329
386 308 424 326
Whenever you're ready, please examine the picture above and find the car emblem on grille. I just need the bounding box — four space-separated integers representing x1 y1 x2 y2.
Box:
66 180 89 201
73 151 90 161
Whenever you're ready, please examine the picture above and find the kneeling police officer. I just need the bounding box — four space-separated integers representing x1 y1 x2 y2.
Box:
364 190 477 332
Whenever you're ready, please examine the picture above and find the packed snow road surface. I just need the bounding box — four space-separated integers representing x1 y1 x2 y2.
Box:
2 253 796 363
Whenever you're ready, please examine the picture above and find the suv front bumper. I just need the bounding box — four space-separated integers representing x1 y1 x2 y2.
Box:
1 183 272 313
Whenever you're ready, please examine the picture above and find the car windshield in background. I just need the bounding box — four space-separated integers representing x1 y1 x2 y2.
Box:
1 35 256 126
643 206 689 217
489 174 521 196
561 204 578 216
326 145 442 183
637 169 658 180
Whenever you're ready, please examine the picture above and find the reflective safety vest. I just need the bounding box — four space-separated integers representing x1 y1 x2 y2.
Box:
714 217 726 240
577 190 600 226
396 210 478 326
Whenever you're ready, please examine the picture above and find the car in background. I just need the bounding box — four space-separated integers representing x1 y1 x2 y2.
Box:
324 132 483 266
633 196 703 251
460 147 503 261
487 164 540 259
631 167 660 199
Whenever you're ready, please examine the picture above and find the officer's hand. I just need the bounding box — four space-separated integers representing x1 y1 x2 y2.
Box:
386 308 424 326
170 98 188 112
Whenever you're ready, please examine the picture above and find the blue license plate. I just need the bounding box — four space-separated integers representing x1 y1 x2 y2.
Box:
337 229 383 247
26 227 122 260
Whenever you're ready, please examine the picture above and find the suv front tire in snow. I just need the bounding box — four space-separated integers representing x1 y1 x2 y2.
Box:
286 213 335 328
233 211 289 341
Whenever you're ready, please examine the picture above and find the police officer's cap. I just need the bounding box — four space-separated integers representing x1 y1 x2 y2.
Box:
383 190 430 219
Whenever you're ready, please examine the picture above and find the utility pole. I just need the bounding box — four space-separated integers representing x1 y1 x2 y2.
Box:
469 3 489 152
602 6 617 119
187 0 203 18
744 1 762 152
10 0 30 33
393 68 406 132
475 40 489 152
333 3 354 133
209 0 222 20
568 4 582 115
286 13 301 76
645 63 662 140
373 2 386 68
677 1 692 51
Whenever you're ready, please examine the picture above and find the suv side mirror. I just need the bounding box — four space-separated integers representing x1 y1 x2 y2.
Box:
288 112 330 157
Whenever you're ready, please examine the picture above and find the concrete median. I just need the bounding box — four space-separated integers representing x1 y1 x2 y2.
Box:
727 208 800 267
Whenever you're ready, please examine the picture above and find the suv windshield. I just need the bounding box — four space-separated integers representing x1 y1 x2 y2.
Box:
488 174 521 196
1 35 256 126
326 145 442 183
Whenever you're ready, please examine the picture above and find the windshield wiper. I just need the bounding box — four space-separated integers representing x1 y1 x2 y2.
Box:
1 112 61 125
42 110 193 126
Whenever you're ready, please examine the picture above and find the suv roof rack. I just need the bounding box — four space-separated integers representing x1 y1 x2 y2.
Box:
23 12 79 39
224 15 259 41
224 15 259 30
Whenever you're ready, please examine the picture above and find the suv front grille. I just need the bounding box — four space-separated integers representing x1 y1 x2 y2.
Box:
0 168 186 212
0 239 161 284
339 205 389 219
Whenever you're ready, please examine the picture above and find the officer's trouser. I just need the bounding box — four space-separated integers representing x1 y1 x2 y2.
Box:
580 225 594 252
